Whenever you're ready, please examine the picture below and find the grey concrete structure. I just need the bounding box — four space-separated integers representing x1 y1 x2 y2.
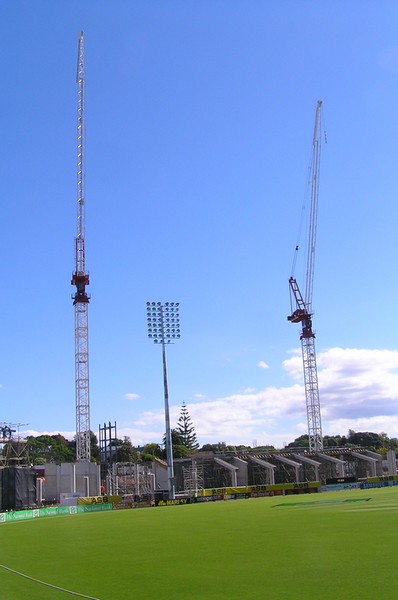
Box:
43 462 100 503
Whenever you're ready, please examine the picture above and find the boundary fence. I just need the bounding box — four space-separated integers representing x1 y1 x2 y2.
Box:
0 503 112 523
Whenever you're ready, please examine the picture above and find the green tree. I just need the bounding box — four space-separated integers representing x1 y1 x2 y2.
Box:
141 442 163 461
162 429 185 448
26 432 101 464
252 445 276 452
161 429 190 458
323 435 345 448
175 402 199 450
114 437 137 463
199 442 229 453
388 438 398 451
171 444 191 458
346 430 384 450
284 435 309 449
27 434 75 464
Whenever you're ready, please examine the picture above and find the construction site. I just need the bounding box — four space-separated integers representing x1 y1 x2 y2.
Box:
1 34 397 512
0 418 397 509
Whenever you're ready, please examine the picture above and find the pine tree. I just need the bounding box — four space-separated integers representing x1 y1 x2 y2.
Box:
176 402 199 450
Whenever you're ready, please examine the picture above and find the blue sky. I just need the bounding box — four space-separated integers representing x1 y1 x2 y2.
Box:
1 1 398 448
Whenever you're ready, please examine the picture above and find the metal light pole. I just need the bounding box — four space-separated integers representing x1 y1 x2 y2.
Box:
146 301 181 500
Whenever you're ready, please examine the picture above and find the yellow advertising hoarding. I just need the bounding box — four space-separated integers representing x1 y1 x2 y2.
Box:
77 495 122 505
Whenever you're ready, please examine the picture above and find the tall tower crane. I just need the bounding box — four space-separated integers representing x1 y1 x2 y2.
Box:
71 32 91 462
288 100 323 452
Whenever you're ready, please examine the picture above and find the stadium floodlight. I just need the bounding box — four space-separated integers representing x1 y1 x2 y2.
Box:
146 301 181 500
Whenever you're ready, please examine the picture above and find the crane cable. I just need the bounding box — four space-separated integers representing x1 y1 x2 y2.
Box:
290 144 314 280
290 108 327 281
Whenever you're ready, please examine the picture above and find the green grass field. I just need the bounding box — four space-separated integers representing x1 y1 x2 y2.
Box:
1 487 398 599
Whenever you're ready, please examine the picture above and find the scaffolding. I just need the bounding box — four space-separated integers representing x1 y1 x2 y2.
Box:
0 423 29 467
182 459 204 493
99 421 118 488
106 462 154 497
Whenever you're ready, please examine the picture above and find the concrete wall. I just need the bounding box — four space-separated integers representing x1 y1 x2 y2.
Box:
232 457 248 486
44 463 100 503
152 459 168 491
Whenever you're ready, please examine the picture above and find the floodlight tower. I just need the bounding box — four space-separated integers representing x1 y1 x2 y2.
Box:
288 100 323 452
146 302 181 500
71 32 91 462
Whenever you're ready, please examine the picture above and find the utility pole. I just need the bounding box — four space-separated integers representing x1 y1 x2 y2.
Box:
71 32 91 462
288 100 324 452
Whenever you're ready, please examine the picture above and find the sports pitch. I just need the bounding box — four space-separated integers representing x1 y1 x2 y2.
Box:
1 487 397 599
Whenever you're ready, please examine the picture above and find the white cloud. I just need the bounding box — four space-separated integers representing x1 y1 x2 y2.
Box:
257 360 269 369
21 347 398 449
283 350 303 382
118 384 306 448
133 410 165 428
116 427 164 447
168 348 398 445
124 393 140 401
317 348 398 420
326 416 398 437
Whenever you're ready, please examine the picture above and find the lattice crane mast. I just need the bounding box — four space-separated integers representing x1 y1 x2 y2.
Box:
71 32 91 462
288 100 323 452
